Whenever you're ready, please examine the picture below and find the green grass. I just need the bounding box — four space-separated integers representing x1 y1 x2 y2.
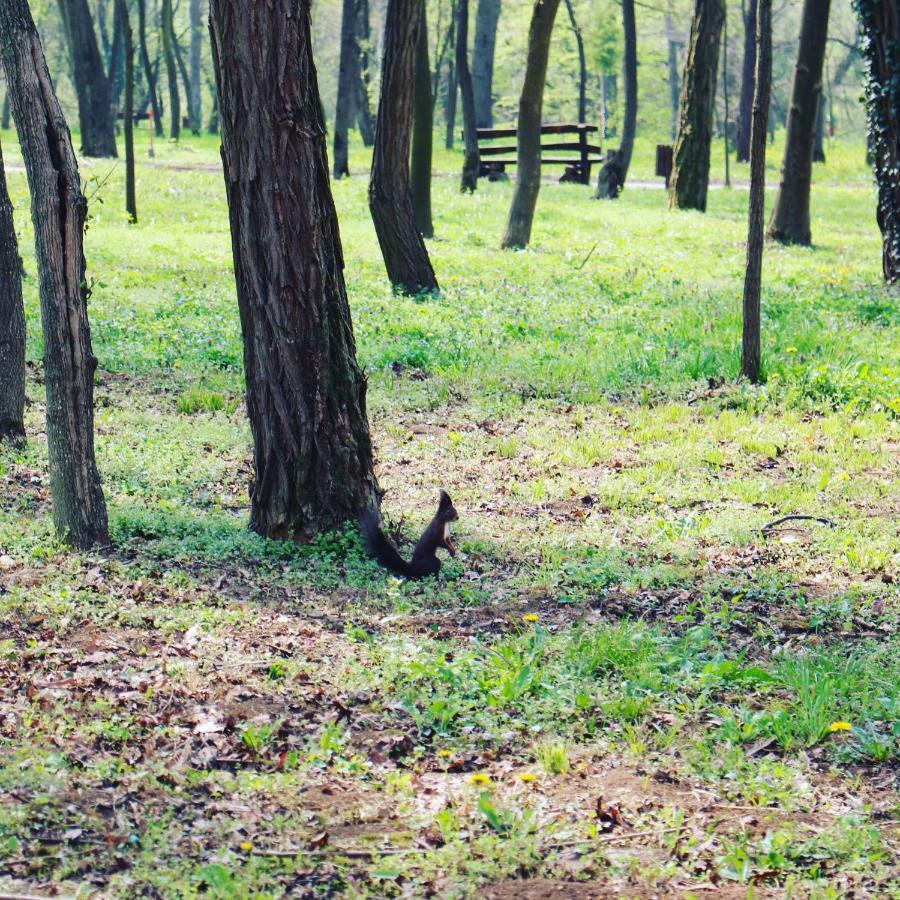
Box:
0 127 897 897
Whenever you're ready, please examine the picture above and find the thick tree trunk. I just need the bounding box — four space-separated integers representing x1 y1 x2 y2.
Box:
472 0 500 128
189 0 202 134
856 0 900 283
355 0 375 146
741 0 771 384
563 0 586 124
57 0 118 157
501 0 562 249
595 0 635 198
665 15 680 140
334 0 358 179
0 0 109 548
137 0 164 135
0 136 25 445
766 0 832 245
119 0 136 223
457 0 480 191
668 0 725 212
411 2 434 235
160 0 180 139
368 0 439 294
208 0 380 540
735 0 757 162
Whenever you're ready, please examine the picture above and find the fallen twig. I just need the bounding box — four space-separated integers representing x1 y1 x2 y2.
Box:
760 514 836 536
576 242 598 270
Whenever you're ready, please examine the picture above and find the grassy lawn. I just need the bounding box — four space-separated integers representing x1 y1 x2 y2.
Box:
0 128 897 897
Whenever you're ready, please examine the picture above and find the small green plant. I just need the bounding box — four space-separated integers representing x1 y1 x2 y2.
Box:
535 739 570 775
240 721 279 754
177 388 224 414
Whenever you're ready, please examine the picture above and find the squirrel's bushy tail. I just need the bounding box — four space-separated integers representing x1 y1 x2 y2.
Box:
360 510 415 577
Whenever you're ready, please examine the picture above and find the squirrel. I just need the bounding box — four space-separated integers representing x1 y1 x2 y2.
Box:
360 491 459 578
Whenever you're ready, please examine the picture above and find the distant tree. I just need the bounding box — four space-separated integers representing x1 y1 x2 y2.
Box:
136 0 163 135
189 0 203 134
119 0 137 222
106 0 125 112
411 0 434 235
563 0 587 123
0 0 109 547
355 0 375 145
1 91 9 130
443 1 458 149
57 0 118 156
741 0 772 384
766 0 832 245
457 0 480 191
595 0 635 198
472 0 501 127
668 0 725 212
855 0 900 282
735 0 757 162
208 0 380 539
160 0 180 138
334 0 359 178
501 0 562 249
665 14 680 140
369 0 439 293
0 136 24 445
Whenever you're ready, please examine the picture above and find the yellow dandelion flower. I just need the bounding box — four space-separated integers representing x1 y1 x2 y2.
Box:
828 721 852 733
518 773 538 783
838 472 850 481
437 749 452 758
652 495 665 504
240 841 253 852
786 347 798 353
469 773 492 786
523 613 539 623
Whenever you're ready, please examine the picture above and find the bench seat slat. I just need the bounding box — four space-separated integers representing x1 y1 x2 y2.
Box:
476 123 598 139
483 156 604 166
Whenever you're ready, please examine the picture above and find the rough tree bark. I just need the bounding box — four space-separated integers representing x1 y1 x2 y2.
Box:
595 0 636 198
0 0 109 547
119 0 136 222
334 0 358 179
735 0 757 162
765 0 831 245
457 0 480 191
472 0 501 128
137 0 163 135
411 1 434 234
355 0 375 146
563 0 586 123
741 0 771 383
189 0 202 134
208 0 380 540
368 0 439 294
501 0 562 249
161 0 180 138
855 0 900 282
668 0 725 212
0 135 25 445
57 0 118 157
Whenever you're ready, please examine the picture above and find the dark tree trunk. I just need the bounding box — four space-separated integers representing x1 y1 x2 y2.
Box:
501 0 562 249
812 92 826 163
172 30 197 133
1 92 9 130
856 0 900 283
563 0 586 124
119 0 136 222
595 0 635 198
444 4 457 150
137 0 164 135
668 0 725 212
741 0 771 384
735 0 757 162
665 15 681 140
0 136 25 445
411 1 434 235
368 0 439 294
355 0 375 146
189 0 202 134
57 0 118 157
457 0 480 191
0 0 109 548
208 0 380 540
723 9 731 186
161 0 180 138
107 0 125 113
206 75 219 132
766 0 831 245
472 0 500 128
334 0 358 179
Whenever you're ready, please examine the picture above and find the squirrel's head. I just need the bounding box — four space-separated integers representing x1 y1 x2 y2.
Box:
438 490 459 522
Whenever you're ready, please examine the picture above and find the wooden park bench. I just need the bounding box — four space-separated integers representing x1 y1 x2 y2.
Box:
471 123 603 185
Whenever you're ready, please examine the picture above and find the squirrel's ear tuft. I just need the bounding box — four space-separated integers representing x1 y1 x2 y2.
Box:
439 490 453 507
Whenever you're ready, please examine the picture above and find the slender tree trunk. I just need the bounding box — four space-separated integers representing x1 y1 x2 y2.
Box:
1 92 9 130
369 0 439 294
741 0 771 384
137 0 164 135
457 0 480 191
57 0 118 156
812 92 826 162
208 0 380 540
119 0 136 223
665 15 681 141
444 4 457 150
0 136 25 445
735 0 757 162
355 0 375 145
0 0 109 548
172 31 196 133
766 0 831 245
668 0 725 212
501 0 562 249
472 0 500 128
411 1 434 234
189 0 202 134
598 71 607 139
855 0 900 283
206 75 219 132
723 8 731 186
160 0 180 139
563 0 586 123
108 0 125 113
334 0 358 179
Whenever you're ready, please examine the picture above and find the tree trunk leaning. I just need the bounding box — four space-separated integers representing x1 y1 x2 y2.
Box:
0 0 109 548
